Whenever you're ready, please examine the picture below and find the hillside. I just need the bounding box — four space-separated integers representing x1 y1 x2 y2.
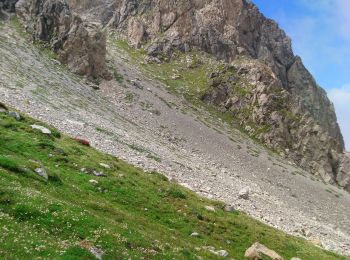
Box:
1 0 350 258
0 102 346 259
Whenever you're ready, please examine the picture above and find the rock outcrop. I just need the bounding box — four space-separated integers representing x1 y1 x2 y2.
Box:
0 0 17 19
14 0 110 79
202 59 344 185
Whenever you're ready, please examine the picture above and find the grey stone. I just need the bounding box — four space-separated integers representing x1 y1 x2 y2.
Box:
245 242 283 260
224 205 236 212
205 205 216 212
34 167 48 181
8 111 21 120
239 187 250 200
216 250 229 257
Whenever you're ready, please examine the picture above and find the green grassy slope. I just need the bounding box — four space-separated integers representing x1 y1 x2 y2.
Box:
0 110 346 259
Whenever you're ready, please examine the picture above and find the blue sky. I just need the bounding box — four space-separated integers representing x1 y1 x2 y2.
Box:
253 0 350 151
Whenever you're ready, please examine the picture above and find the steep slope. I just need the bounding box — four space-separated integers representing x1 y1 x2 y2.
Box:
0 106 346 259
1 19 350 255
87 0 348 187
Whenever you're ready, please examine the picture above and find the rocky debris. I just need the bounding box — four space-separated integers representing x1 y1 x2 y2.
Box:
14 0 110 79
8 111 21 120
239 187 250 200
34 167 48 181
31 124 52 135
244 242 284 260
75 137 90 146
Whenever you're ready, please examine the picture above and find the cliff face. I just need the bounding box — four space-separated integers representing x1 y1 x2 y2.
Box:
103 0 348 187
2 0 110 79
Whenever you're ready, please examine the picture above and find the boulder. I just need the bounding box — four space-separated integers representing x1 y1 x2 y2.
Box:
244 242 284 260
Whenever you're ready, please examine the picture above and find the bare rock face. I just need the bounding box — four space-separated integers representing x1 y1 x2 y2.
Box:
202 59 345 186
0 0 17 12
15 0 109 79
337 154 350 192
0 0 17 19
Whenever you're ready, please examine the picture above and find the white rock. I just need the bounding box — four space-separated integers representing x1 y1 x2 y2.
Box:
89 179 99 185
31 125 52 135
239 187 250 200
224 205 235 212
190 232 199 237
99 163 111 169
205 206 216 212
34 168 48 181
216 250 229 257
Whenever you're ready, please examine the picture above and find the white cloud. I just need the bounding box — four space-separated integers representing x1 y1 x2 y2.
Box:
328 84 350 151
298 0 350 40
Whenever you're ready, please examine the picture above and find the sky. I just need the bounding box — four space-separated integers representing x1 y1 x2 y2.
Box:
253 0 350 151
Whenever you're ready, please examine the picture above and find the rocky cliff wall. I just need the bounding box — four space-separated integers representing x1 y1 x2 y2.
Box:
1 0 110 79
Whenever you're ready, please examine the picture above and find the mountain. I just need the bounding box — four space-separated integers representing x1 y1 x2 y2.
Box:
1 0 350 257
59 0 349 189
